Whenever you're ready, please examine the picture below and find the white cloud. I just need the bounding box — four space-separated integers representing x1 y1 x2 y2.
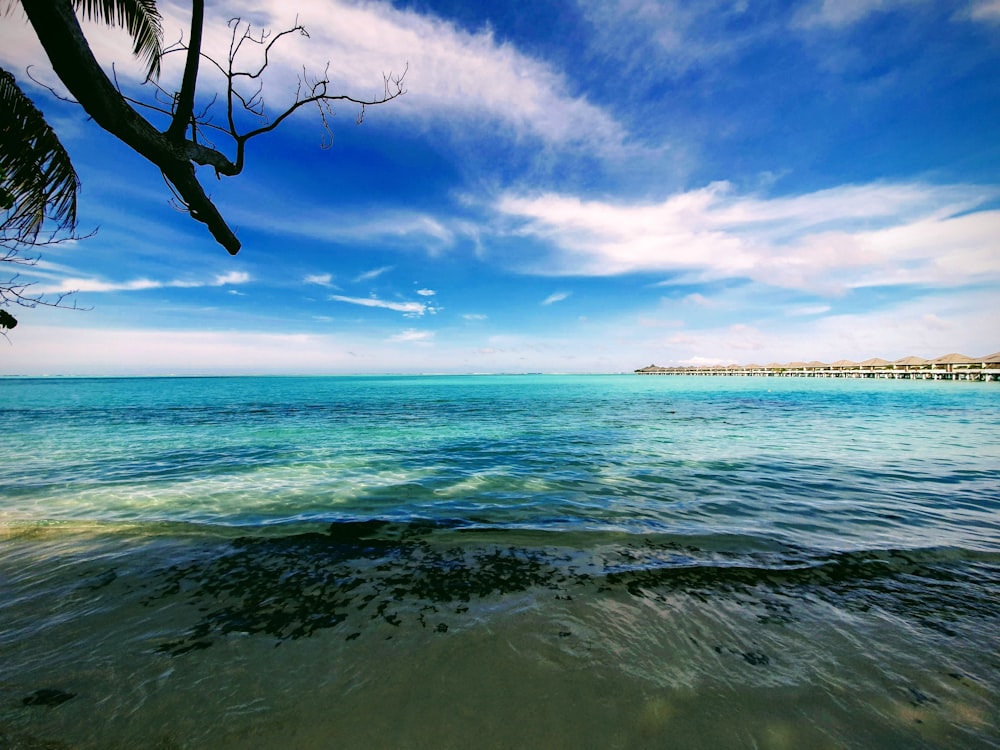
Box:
7 284 996 376
786 304 832 316
2 0 622 150
645 289 1000 365
0 326 378 375
793 0 1000 28
354 266 394 283
542 291 571 305
305 273 334 286
496 181 1000 294
214 271 250 285
328 294 429 316
236 209 458 250
36 271 250 295
967 0 1000 21
683 293 713 307
578 0 765 76
793 0 925 28
463 313 488 320
389 328 434 343
416 288 436 296
167 0 620 150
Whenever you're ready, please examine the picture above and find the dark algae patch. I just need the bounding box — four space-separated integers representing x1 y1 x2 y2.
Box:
20 689 76 708
149 520 565 655
144 521 1000 660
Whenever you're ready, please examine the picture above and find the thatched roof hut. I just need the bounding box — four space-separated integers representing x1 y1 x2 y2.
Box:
859 357 891 367
933 353 976 364
633 350 997 379
894 355 929 366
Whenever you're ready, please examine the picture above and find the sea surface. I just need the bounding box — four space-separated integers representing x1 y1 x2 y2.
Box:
1 374 998 749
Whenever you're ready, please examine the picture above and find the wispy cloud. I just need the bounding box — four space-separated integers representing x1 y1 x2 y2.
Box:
542 291 571 305
389 328 434 343
964 0 1000 22
497 181 1000 294
793 0 905 29
37 271 250 295
231 207 460 251
304 273 334 286
683 293 713 307
463 313 488 320
95 0 623 151
416 288 436 296
354 266 394 283
786 304 832 317
578 0 769 77
214 271 250 285
328 294 432 317
3 0 625 148
794 0 1000 28
646 289 999 365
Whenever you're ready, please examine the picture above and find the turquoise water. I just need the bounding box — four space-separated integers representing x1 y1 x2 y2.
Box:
1 375 998 748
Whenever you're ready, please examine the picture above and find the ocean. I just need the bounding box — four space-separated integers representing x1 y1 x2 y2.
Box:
1 374 998 748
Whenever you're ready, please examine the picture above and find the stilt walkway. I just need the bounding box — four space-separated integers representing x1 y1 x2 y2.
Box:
635 352 1000 381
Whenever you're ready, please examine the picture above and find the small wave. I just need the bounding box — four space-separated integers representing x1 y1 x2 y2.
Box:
60 518 986 657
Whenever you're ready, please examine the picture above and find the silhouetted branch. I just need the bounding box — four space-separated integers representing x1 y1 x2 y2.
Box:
165 0 203 142
20 0 406 255
1 225 93 334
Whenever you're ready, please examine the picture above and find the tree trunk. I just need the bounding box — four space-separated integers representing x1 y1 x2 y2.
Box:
20 0 243 254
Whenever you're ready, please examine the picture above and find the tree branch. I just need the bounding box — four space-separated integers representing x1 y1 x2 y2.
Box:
1 226 94 333
19 1 405 256
21 0 241 253
165 0 204 142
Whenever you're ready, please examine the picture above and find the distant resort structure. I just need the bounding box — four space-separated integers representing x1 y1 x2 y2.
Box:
635 352 1000 381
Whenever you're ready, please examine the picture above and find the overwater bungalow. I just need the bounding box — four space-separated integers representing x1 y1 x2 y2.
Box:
932 353 977 374
635 352 1000 381
859 357 892 370
893 355 930 371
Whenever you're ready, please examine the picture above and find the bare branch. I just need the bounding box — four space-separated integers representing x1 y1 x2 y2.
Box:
236 61 408 147
25 65 79 105
19 1 405 256
1 224 95 333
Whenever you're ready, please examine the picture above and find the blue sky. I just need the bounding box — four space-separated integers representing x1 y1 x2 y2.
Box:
2 0 999 374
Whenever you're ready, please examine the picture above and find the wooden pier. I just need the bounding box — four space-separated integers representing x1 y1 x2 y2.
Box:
635 352 1000 381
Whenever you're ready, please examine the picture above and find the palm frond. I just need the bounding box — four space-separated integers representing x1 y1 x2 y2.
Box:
0 66 79 239
74 0 163 80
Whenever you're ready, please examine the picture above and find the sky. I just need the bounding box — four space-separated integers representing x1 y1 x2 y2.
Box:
1 0 999 374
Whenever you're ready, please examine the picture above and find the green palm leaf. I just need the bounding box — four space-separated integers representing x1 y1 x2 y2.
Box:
74 0 163 80
0 66 80 239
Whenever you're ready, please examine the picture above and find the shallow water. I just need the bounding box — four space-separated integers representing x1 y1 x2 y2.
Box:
1 375 998 748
